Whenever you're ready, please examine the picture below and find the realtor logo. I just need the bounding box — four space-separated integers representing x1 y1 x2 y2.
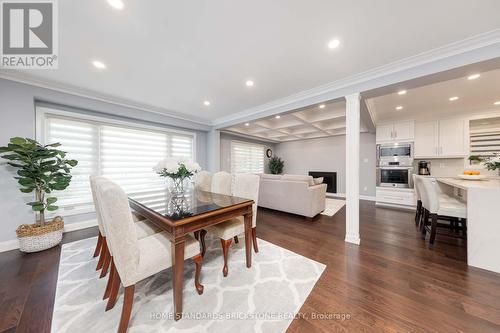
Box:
1 0 58 69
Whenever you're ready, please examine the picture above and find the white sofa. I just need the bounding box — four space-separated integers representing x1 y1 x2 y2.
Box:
257 174 327 218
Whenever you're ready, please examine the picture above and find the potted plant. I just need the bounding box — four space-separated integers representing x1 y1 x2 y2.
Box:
154 158 201 195
482 154 500 175
268 156 284 174
0 137 78 252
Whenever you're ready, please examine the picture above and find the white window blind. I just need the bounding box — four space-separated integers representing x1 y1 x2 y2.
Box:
42 111 195 214
231 141 264 174
470 127 500 158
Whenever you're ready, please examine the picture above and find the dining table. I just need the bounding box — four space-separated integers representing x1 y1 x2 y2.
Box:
128 189 254 320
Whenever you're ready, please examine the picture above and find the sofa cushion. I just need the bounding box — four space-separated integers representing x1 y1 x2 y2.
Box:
261 174 283 180
282 174 314 186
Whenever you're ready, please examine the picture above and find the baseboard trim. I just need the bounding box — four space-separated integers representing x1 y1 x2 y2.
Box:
326 193 376 202
0 219 98 253
345 234 361 245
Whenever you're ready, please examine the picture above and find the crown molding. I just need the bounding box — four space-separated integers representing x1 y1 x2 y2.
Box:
364 98 378 126
0 70 212 130
213 29 500 129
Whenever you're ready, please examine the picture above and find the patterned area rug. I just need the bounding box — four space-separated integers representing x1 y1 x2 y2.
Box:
52 234 325 333
321 198 346 216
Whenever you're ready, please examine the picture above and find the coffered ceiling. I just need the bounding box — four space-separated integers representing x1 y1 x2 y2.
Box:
223 100 368 142
2 1 500 124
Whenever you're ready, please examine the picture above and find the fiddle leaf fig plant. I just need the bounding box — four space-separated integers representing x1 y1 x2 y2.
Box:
0 137 78 226
269 156 284 174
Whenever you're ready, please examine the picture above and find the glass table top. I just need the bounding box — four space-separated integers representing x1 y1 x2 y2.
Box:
129 188 252 221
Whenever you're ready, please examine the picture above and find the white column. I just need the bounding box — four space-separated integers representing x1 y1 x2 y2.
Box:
345 93 361 245
206 129 221 172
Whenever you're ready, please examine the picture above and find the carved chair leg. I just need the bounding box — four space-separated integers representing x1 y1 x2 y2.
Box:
100 248 111 278
429 214 438 245
199 229 207 257
106 267 121 311
96 237 107 270
233 236 239 244
192 254 204 295
93 232 103 258
220 238 232 277
251 227 259 253
117 285 135 333
103 259 115 300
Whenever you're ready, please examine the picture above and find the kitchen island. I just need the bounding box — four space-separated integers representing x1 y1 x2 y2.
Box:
437 177 500 274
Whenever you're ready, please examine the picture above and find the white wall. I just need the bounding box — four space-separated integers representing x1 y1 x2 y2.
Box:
0 78 208 246
275 133 376 196
220 133 276 173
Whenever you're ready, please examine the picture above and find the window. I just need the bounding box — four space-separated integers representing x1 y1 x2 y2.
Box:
231 140 264 174
469 117 500 164
38 106 195 214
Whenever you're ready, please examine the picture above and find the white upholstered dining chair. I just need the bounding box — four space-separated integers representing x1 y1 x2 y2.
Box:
90 176 160 279
211 171 232 195
194 170 212 191
419 177 467 245
205 173 260 277
94 178 204 333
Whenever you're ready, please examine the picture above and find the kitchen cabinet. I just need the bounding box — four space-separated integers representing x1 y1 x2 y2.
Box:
376 187 415 208
414 119 466 158
376 121 414 143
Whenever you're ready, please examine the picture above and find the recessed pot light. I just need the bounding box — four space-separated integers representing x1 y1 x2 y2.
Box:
468 74 481 80
327 39 340 49
395 106 403 110
319 104 326 109
275 115 281 119
449 96 459 101
92 60 106 69
244 123 250 126
398 90 407 95
245 80 254 87
203 100 211 106
494 101 500 106
107 0 124 10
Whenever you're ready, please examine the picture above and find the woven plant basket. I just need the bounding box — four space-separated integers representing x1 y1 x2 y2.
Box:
16 216 64 253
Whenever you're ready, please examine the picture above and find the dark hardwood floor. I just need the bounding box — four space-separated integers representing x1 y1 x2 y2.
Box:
1 200 500 332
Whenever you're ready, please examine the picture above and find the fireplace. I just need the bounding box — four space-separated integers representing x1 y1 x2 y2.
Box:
308 171 337 193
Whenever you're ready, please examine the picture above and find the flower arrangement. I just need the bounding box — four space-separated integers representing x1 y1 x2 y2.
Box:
154 158 201 194
482 154 500 171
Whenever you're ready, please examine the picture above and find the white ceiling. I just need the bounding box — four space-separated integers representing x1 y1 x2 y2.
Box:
3 0 500 123
223 100 370 142
367 68 500 123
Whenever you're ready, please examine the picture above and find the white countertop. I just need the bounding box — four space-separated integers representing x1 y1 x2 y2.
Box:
436 177 500 190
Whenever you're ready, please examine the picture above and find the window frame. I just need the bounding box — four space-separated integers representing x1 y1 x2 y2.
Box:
35 104 197 216
230 139 265 174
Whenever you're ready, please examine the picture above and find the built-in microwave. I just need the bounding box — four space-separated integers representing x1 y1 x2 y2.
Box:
376 167 414 188
376 142 413 167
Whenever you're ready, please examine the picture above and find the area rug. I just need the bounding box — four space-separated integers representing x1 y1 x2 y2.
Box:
321 198 346 216
51 234 325 333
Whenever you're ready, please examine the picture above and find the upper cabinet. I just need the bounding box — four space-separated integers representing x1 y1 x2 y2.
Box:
376 121 414 143
414 118 466 158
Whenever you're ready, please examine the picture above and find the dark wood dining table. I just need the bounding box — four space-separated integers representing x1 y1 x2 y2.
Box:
128 189 254 320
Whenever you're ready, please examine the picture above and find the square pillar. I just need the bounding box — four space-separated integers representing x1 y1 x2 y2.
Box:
345 93 361 245
207 129 221 172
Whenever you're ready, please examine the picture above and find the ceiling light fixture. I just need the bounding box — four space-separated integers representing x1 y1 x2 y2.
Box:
203 100 211 106
395 106 403 110
244 123 250 126
107 0 124 10
398 90 407 95
92 60 106 69
319 104 326 109
327 39 340 49
467 74 481 80
245 80 254 87
494 101 500 106
449 96 459 101
275 115 281 119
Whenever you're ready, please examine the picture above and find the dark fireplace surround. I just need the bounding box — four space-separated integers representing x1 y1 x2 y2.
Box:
308 171 337 193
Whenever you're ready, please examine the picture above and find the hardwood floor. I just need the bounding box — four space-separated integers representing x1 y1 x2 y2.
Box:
1 200 500 332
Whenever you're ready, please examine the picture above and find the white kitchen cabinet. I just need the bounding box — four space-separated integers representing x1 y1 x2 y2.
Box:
414 119 466 158
376 121 414 143
414 121 439 157
376 187 415 208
